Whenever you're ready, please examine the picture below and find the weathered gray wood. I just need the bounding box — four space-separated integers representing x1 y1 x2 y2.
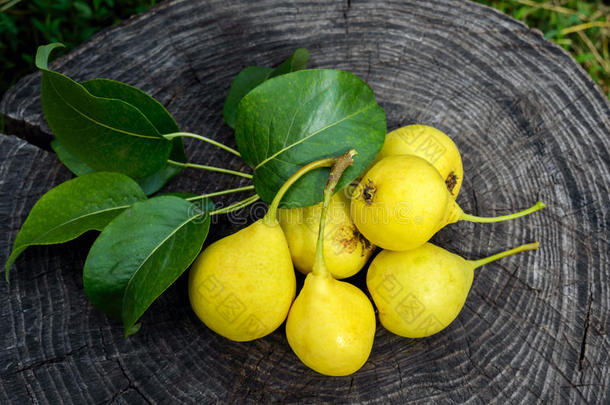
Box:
1 0 609 403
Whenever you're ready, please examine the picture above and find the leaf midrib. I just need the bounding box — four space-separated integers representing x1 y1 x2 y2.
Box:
18 204 132 248
121 210 207 318
254 103 376 170
46 71 162 140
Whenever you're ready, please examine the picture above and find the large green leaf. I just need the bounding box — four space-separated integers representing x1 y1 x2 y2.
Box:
36 43 172 179
234 69 386 207
81 78 181 135
51 139 94 176
222 48 309 129
52 136 183 195
223 66 272 129
50 78 187 195
5 172 147 279
83 196 211 335
82 79 186 194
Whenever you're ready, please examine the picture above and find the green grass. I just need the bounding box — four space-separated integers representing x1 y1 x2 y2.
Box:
0 0 159 95
0 0 608 98
475 0 609 97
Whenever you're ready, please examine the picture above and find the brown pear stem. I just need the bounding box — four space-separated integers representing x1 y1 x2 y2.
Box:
470 242 540 269
312 149 357 278
460 201 546 223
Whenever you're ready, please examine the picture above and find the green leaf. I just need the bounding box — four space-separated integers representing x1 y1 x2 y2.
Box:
51 139 94 176
36 43 172 179
159 193 216 213
267 48 309 78
160 192 198 199
81 78 186 194
45 74 188 195
81 78 181 135
52 136 184 195
235 69 386 207
130 163 183 196
82 196 211 335
222 48 310 129
35 42 64 69
5 172 147 279
223 66 272 129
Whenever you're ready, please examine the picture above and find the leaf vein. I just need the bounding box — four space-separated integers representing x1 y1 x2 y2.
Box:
46 73 161 140
122 210 208 321
19 204 132 248
254 103 376 170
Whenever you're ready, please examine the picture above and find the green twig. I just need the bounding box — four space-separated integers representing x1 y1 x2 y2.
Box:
168 160 253 179
186 186 255 202
164 132 241 157
210 195 260 215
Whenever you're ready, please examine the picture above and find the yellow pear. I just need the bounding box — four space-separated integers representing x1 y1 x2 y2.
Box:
367 242 539 338
285 150 376 376
351 155 545 251
286 273 376 375
189 219 295 341
371 125 463 197
188 154 346 341
279 192 375 279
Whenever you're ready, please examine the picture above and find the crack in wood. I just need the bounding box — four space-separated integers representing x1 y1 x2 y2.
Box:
10 345 87 375
114 359 153 405
579 295 593 371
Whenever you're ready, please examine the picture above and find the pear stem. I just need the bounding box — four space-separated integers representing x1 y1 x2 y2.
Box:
185 185 255 201
470 242 540 269
209 195 260 216
164 132 241 157
167 160 253 179
263 156 346 225
460 201 546 223
312 150 357 278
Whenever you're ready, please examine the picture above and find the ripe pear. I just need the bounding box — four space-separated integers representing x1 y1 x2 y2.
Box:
188 219 295 341
367 242 539 338
370 125 463 198
188 154 348 342
279 192 375 279
285 150 376 376
286 273 377 375
351 155 545 251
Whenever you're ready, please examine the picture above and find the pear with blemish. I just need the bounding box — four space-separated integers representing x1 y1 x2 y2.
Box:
370 125 463 197
351 155 545 251
279 192 375 279
367 242 540 338
286 151 376 376
188 156 344 342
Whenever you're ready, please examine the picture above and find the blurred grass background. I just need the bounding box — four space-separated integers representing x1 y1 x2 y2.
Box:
0 0 608 99
0 0 159 96
476 0 609 97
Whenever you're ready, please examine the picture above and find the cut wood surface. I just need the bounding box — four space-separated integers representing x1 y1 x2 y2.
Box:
1 0 608 403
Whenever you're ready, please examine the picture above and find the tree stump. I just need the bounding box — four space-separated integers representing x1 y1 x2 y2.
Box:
1 0 608 403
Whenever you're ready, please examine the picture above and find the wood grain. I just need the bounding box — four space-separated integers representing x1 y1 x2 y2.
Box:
1 0 608 403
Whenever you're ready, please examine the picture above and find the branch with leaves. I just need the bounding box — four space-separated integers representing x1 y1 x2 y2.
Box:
4 44 386 336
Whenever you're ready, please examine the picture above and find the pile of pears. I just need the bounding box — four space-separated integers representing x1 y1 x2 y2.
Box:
188 125 545 376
